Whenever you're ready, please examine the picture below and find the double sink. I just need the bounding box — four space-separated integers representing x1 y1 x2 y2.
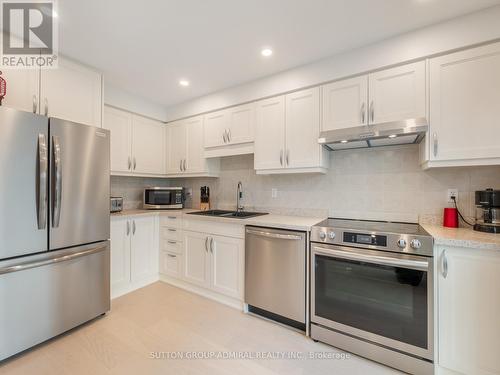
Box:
188 209 268 219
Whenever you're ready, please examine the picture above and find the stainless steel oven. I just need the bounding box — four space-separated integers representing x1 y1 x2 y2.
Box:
310 218 434 375
143 187 183 209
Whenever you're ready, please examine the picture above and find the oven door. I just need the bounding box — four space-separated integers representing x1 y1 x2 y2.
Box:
311 243 433 360
143 188 182 209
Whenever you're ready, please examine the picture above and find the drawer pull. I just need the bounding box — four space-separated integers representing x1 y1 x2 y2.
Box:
167 240 177 245
167 254 177 258
167 216 177 219
167 228 177 232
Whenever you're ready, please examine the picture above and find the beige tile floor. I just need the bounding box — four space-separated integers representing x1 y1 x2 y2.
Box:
0 282 401 375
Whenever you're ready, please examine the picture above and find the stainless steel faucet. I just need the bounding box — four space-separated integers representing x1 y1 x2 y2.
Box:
236 181 244 213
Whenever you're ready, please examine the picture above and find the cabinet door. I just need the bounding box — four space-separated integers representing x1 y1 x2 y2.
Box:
429 43 500 161
185 116 206 173
0 68 39 113
130 215 156 282
110 217 131 296
227 103 254 145
160 251 182 279
204 109 228 148
131 114 165 175
210 235 244 300
437 246 500 375
183 231 210 288
40 57 102 127
254 96 286 170
165 121 186 174
285 87 321 169
321 75 368 131
103 106 132 173
368 61 426 124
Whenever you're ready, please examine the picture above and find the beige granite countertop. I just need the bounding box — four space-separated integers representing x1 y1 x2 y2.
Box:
421 223 500 250
112 208 325 231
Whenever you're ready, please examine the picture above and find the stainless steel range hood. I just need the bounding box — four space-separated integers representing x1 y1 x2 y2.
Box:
318 118 428 151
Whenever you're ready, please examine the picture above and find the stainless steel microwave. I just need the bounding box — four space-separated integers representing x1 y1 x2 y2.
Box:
143 187 183 209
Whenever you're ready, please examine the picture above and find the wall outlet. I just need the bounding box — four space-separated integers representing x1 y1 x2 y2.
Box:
271 188 278 198
185 188 193 198
447 189 458 203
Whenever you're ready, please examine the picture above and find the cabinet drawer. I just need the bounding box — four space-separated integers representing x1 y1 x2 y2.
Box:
160 251 182 279
160 214 183 229
161 227 183 241
161 238 183 254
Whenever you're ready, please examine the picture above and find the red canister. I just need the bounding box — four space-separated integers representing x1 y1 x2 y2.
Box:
443 208 459 228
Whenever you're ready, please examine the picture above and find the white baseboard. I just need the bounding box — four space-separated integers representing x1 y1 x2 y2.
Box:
159 274 244 311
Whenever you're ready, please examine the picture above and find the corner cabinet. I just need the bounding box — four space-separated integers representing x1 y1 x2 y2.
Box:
423 42 500 168
436 246 500 375
103 105 165 176
254 87 328 174
203 103 255 158
165 116 219 177
110 214 159 299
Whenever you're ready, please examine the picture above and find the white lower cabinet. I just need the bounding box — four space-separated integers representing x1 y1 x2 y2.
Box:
436 246 500 375
160 251 182 279
110 214 158 298
183 230 211 288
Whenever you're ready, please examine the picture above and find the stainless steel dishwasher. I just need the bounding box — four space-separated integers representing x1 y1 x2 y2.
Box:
245 226 306 330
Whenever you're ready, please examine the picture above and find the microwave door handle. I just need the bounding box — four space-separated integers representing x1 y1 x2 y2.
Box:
37 134 48 229
313 245 429 271
52 135 62 228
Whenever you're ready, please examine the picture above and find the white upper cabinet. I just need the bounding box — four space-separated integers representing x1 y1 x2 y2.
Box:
254 96 286 171
131 114 165 175
166 116 219 177
103 106 133 173
255 88 327 174
321 76 368 131
203 103 255 158
0 68 39 113
103 105 165 176
286 87 323 169
428 42 500 164
368 61 426 124
40 57 102 127
436 246 500 375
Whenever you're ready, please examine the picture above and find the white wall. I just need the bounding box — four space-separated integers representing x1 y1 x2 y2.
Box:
166 5 500 121
104 83 168 121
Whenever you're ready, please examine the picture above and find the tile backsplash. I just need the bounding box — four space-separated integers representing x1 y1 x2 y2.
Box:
111 145 500 224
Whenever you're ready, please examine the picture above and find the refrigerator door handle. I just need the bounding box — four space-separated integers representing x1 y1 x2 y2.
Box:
37 134 48 230
0 242 108 275
52 135 62 228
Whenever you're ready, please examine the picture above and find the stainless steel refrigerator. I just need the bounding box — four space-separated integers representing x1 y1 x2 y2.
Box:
0 107 110 361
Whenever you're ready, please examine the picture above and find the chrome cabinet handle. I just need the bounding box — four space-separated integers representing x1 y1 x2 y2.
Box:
133 157 136 170
280 150 283 166
205 237 209 253
286 149 289 166
179 160 183 172
167 240 177 245
360 102 366 124
167 254 177 258
128 157 131 170
210 237 214 253
433 133 438 157
37 134 48 230
44 98 48 116
167 228 176 232
52 135 62 228
33 95 38 113
183 159 187 171
126 220 130 236
223 130 227 143
227 129 231 143
167 216 177 220
442 250 448 278
369 100 374 123
132 220 136 235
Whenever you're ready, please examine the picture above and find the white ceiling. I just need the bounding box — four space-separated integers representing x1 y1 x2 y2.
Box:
58 0 500 108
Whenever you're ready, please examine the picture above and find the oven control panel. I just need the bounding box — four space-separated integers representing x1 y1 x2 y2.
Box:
343 232 387 247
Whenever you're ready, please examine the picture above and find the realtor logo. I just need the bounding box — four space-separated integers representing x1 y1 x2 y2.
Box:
1 0 58 68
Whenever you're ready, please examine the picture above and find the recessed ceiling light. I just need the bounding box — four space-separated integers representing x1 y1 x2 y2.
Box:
340 140 348 144
388 134 397 138
179 79 190 87
261 48 273 57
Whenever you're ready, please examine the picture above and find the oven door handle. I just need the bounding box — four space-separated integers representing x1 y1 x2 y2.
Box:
313 246 429 271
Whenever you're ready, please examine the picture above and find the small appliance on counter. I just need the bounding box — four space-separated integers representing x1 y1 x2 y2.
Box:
474 188 500 233
143 187 184 210
110 197 123 213
200 186 210 211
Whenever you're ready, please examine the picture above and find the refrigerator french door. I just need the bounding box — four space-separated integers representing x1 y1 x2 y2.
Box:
0 107 110 362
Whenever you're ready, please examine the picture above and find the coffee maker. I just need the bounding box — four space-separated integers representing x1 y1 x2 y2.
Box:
474 189 500 233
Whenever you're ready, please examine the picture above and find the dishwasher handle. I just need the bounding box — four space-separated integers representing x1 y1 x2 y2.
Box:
246 228 303 241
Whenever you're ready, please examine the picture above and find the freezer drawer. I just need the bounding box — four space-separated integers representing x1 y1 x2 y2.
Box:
245 226 306 324
0 241 110 361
